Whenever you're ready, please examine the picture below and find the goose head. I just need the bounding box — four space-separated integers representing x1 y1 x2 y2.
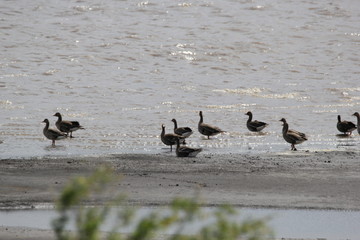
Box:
53 112 62 117
245 111 252 116
279 118 287 125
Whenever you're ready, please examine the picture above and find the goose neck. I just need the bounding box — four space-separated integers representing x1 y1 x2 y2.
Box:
161 126 165 137
43 120 49 131
199 112 203 124
355 114 360 124
247 113 252 122
282 122 289 134
173 120 178 129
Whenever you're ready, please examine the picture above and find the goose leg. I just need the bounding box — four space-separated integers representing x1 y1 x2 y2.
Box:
52 140 55 147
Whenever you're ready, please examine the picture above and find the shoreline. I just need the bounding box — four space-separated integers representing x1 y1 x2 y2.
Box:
1 150 360 211
1 150 360 240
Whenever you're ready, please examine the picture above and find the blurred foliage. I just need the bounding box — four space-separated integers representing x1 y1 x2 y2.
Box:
52 166 273 240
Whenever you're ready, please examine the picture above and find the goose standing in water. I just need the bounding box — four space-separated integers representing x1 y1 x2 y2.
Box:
245 111 268 132
42 119 67 146
337 115 356 135
280 118 307 151
352 112 360 135
198 111 224 139
175 139 202 157
54 112 84 138
160 124 184 151
171 118 193 143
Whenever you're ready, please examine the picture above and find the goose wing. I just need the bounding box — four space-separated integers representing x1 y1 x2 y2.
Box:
163 133 184 145
288 129 307 139
46 128 67 140
248 120 268 131
60 120 83 132
342 121 356 131
200 123 223 134
250 120 267 128
177 146 202 157
58 121 73 132
175 127 193 137
287 130 308 142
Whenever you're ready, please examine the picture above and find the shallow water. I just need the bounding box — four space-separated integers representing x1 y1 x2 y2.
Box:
1 0 360 158
1 207 360 239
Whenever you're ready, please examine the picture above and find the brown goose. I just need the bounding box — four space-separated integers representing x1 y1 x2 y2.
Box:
175 139 202 157
42 119 67 146
337 115 356 135
171 118 193 140
245 111 268 132
198 111 224 139
54 112 84 138
280 118 307 151
352 112 360 135
160 124 184 151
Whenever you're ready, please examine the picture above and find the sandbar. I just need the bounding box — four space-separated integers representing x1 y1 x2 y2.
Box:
1 150 360 239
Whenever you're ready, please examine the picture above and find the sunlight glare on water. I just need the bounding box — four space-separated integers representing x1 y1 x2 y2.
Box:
1 0 360 158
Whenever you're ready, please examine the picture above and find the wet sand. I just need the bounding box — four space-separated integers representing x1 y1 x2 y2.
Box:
1 150 360 210
1 150 360 239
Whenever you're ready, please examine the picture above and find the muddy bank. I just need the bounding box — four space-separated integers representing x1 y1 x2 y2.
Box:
1 150 359 210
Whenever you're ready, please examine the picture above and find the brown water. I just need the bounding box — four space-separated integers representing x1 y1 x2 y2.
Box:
1 0 360 158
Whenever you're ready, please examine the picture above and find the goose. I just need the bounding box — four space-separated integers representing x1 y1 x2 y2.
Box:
352 112 360 135
175 139 202 157
337 115 356 135
171 118 193 141
198 111 224 139
42 119 67 146
245 111 268 132
280 118 307 151
54 112 84 138
160 124 184 151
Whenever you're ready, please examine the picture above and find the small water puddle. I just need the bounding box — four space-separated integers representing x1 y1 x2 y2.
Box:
0 207 359 239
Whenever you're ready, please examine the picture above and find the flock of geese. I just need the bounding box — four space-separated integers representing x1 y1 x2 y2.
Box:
42 112 84 146
42 111 360 157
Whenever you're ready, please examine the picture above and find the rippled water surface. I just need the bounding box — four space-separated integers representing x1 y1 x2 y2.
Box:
1 207 360 239
1 0 360 158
